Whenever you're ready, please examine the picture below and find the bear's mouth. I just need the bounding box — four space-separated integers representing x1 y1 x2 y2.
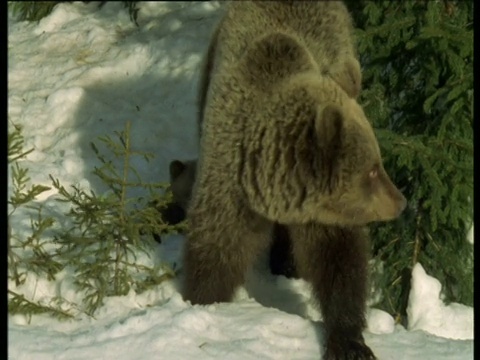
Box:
322 203 375 226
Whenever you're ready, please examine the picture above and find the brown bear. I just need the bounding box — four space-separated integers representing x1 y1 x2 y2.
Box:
183 2 406 360
193 0 363 280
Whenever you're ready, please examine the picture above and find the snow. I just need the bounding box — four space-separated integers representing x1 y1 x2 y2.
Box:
8 2 473 360
407 263 473 341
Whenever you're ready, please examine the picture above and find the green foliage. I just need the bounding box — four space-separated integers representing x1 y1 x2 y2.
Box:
9 1 62 22
345 0 473 323
8 290 76 321
121 1 140 26
8 121 181 318
8 124 60 286
8 1 140 25
8 123 71 319
51 121 179 315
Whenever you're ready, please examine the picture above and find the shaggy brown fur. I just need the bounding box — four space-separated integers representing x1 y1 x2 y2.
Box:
165 158 298 278
196 18 224 136
196 1 361 135
184 2 406 359
289 223 375 359
192 3 308 279
192 1 364 281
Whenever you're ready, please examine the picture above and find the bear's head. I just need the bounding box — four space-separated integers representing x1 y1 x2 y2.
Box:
169 159 197 211
253 92 407 226
237 33 406 226
302 98 407 225
156 159 196 228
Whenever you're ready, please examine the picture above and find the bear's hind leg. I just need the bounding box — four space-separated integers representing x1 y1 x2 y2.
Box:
183 206 272 305
289 223 376 360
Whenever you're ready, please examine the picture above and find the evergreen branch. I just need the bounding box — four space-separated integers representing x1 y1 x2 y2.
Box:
347 0 473 316
9 148 35 163
8 242 26 286
9 1 141 24
88 171 167 189
8 123 34 162
8 290 75 320
412 212 422 266
114 121 132 294
9 115 178 318
52 120 178 315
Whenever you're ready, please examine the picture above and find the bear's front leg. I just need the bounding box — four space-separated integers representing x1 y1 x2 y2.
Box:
183 200 272 305
289 223 376 360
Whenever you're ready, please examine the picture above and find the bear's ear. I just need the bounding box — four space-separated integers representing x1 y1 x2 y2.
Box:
242 32 316 86
330 57 362 99
315 104 344 151
169 160 186 180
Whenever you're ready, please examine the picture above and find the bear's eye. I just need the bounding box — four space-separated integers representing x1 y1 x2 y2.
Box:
368 165 379 179
362 164 380 195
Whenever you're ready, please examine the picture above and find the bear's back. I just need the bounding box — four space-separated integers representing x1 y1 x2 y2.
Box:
214 2 356 76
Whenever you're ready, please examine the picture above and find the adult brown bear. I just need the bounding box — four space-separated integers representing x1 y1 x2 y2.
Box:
183 2 406 359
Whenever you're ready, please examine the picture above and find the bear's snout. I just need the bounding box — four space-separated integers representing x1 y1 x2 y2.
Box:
393 191 407 217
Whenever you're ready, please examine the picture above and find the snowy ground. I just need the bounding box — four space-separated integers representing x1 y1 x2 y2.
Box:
8 2 473 360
